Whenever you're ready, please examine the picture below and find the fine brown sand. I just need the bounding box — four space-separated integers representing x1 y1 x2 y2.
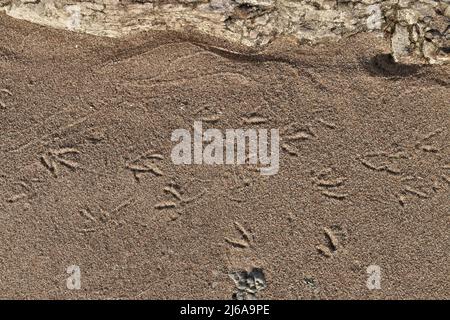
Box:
0 13 449 300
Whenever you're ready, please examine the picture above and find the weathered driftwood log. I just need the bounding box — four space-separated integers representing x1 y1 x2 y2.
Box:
1 0 449 64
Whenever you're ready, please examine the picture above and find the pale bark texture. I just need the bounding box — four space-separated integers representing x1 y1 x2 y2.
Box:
1 0 449 64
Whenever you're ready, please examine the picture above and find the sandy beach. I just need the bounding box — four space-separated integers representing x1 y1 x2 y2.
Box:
0 13 449 299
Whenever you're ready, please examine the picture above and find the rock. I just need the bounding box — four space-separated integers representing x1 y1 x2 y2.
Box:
230 268 267 300
0 0 448 64
385 0 449 64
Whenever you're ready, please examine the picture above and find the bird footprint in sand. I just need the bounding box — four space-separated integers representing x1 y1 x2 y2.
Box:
312 168 349 200
41 148 81 177
359 151 408 175
225 222 253 249
154 182 206 221
316 227 346 257
126 153 164 182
